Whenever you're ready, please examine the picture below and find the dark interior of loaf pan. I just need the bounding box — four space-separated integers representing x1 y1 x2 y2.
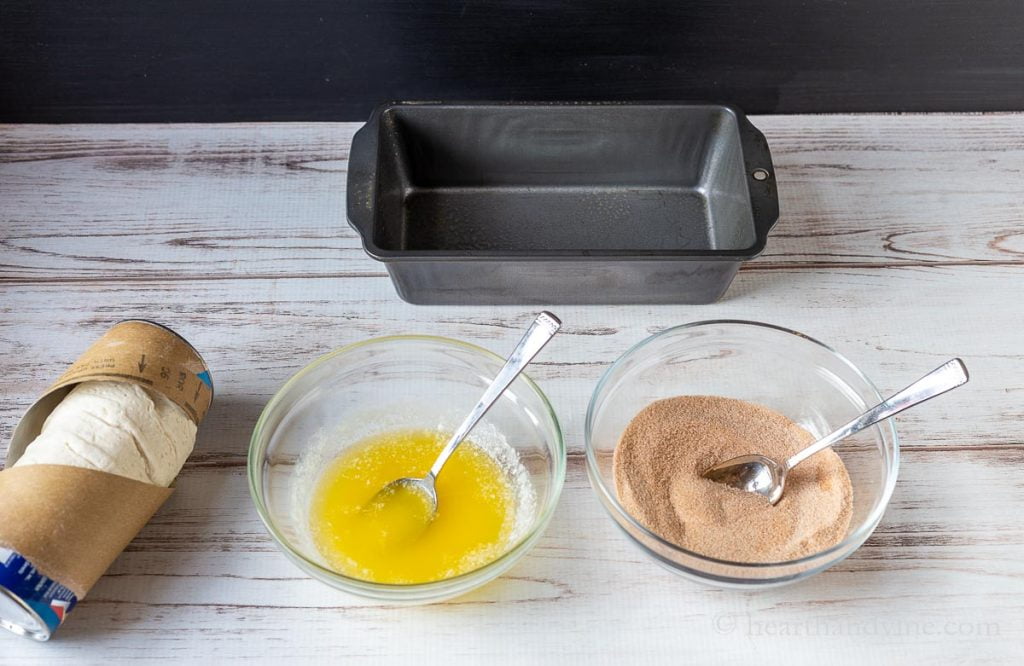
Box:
373 106 756 253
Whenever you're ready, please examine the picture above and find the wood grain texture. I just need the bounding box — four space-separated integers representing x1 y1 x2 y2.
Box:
1 116 1022 663
2 115 1023 283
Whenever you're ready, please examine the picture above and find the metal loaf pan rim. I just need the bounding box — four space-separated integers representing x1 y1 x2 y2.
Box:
346 100 779 262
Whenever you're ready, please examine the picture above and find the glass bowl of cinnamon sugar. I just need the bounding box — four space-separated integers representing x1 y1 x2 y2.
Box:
584 320 899 587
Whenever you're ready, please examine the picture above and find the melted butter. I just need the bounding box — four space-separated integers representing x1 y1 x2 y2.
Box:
309 429 515 584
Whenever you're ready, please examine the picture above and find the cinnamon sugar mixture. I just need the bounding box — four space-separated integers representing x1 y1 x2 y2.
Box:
613 396 852 563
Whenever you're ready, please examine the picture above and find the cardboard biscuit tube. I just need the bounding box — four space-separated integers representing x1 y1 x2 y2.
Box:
0 320 213 638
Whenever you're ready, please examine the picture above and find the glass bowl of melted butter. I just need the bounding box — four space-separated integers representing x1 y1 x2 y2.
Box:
249 336 565 603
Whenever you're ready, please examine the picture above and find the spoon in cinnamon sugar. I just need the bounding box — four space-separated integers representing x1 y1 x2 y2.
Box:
703 358 968 505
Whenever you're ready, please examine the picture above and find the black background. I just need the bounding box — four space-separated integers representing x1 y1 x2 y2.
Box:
3 0 1023 122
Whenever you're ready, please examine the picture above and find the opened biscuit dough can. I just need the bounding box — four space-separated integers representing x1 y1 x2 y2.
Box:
0 320 213 640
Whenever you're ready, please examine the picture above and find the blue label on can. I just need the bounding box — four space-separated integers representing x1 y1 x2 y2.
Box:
0 547 78 638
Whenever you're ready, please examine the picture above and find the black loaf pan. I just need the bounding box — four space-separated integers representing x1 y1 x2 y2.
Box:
347 102 779 304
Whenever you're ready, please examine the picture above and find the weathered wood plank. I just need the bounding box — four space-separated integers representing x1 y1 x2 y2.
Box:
4 448 1020 662
1 266 1021 458
1 115 1022 284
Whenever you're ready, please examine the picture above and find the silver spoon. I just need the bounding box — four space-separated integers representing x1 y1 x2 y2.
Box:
371 311 561 519
703 358 969 505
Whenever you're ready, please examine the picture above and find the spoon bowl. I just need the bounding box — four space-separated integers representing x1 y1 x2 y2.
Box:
358 477 438 548
703 453 785 504
375 476 438 516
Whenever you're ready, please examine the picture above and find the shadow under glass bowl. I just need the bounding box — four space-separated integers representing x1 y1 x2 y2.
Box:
248 335 565 604
584 320 899 588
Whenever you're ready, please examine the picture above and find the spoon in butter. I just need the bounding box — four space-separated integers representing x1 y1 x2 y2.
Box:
703 358 969 505
366 311 561 528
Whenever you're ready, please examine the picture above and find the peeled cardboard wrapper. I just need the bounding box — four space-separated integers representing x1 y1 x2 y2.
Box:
0 466 171 598
0 320 213 599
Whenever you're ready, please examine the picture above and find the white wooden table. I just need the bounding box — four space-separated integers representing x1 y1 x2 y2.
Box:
1 115 1022 664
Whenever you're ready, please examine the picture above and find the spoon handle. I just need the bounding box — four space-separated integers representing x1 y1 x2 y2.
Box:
785 358 969 471
428 312 561 480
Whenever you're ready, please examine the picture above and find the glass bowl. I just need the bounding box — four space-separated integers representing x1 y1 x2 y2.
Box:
585 320 899 587
249 336 565 603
